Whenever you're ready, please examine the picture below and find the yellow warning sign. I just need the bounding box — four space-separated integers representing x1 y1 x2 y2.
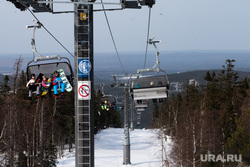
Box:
80 13 87 20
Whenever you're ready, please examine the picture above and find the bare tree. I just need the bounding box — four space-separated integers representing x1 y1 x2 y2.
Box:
13 55 23 94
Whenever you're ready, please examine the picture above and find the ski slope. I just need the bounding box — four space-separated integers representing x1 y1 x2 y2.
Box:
57 128 172 167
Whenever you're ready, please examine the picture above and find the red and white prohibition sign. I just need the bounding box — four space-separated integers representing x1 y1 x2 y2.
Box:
79 84 89 97
78 81 91 100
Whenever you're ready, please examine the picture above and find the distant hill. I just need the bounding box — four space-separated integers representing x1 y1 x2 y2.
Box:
99 70 250 96
2 50 250 78
168 70 250 86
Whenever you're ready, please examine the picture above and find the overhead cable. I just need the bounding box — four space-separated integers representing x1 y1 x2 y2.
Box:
100 0 127 75
143 7 152 69
22 3 75 58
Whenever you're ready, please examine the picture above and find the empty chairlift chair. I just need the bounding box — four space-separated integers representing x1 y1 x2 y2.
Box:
130 36 170 102
134 99 148 108
130 74 169 101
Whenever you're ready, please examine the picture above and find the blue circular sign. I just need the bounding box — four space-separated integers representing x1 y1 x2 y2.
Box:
79 59 91 74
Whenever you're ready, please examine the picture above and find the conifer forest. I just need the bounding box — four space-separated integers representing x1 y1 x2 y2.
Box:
151 59 250 166
0 57 250 166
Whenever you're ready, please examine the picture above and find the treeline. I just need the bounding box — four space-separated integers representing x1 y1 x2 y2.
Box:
0 56 121 166
152 59 250 166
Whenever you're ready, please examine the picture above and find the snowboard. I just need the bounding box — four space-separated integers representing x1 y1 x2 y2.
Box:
35 73 43 84
35 73 43 86
57 69 72 92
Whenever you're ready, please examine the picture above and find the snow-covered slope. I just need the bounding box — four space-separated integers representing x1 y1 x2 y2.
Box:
57 128 172 167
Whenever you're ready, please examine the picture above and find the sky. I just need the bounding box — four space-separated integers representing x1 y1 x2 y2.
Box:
57 128 172 167
1 0 250 55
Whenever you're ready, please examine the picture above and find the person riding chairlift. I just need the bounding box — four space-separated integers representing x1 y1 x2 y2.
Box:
41 75 52 97
26 73 40 101
53 71 66 98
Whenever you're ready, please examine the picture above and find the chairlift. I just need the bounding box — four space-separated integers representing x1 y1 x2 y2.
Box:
25 22 74 84
115 101 124 111
134 100 148 108
100 96 117 111
137 117 141 125
100 84 119 110
26 58 74 84
130 37 169 101
136 107 146 112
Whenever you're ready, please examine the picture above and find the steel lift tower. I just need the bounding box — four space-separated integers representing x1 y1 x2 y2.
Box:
74 2 95 166
8 0 155 166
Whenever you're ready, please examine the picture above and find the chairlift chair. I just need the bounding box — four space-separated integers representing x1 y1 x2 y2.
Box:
137 117 141 125
115 101 123 111
136 111 142 116
130 37 169 101
134 100 148 108
130 73 169 100
26 58 74 84
136 107 146 112
100 96 117 111
26 22 74 85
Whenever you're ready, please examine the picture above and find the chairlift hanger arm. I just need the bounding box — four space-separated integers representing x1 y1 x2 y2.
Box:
26 21 61 62
139 36 161 72
26 22 43 58
148 37 161 69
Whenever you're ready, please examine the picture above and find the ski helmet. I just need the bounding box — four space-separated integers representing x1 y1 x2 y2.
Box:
54 71 59 76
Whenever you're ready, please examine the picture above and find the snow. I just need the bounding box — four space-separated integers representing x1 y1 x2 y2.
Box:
57 128 172 167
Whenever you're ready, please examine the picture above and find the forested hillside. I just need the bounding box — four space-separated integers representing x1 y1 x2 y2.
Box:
151 59 250 166
1 58 250 166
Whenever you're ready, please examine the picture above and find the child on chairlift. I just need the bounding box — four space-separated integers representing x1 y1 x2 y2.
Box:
26 73 40 100
41 75 52 97
53 71 66 97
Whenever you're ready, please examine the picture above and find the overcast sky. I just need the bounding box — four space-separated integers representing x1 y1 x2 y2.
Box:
1 0 250 55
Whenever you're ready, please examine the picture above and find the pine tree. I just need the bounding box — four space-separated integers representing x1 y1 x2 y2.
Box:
16 70 28 99
40 141 58 167
0 75 11 96
228 88 250 165
151 102 160 128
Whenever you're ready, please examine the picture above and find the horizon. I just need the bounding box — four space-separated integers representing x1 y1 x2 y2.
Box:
2 49 250 55
1 50 250 77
